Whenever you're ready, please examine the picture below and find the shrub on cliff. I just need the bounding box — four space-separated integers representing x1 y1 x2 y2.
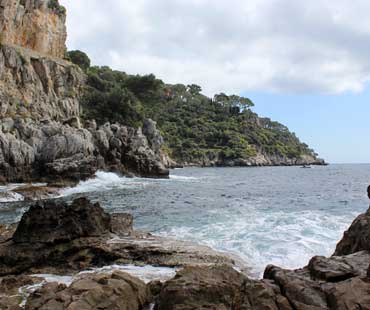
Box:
66 50 91 72
81 66 144 127
48 0 66 16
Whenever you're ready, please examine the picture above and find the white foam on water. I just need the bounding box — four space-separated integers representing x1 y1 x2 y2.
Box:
60 171 150 196
18 274 75 308
0 183 49 203
0 191 24 203
79 264 177 283
157 206 357 278
58 171 204 197
170 175 201 181
31 274 75 286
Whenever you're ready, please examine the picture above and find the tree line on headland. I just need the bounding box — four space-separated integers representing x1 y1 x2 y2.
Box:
67 50 320 165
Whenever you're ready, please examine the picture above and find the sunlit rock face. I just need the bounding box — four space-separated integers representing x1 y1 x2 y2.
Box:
0 45 85 122
0 0 67 58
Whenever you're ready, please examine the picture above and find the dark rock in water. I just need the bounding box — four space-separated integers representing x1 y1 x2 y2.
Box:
26 271 149 310
12 197 111 244
0 197 235 276
334 206 370 256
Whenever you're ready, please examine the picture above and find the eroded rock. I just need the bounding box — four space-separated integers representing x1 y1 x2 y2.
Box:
26 271 149 310
0 118 169 183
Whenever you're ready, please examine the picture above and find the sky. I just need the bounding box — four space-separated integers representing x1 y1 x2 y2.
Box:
60 0 370 163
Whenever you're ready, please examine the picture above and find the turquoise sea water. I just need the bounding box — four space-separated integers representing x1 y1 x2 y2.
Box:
1 164 369 276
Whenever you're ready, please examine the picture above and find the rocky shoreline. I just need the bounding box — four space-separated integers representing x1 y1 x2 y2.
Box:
0 197 369 309
172 152 326 169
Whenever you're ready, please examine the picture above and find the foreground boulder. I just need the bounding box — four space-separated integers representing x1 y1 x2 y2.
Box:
156 264 290 310
26 271 149 310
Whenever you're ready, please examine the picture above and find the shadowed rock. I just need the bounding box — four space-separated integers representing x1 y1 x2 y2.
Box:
13 197 111 244
334 206 370 256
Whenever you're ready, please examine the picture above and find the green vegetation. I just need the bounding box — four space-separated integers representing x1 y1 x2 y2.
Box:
48 0 66 16
66 50 91 72
69 50 318 164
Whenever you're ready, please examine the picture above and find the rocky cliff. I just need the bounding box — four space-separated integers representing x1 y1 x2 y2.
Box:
0 0 169 182
0 117 168 183
0 0 67 58
0 45 83 121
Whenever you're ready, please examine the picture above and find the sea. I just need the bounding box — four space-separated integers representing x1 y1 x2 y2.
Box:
1 164 369 277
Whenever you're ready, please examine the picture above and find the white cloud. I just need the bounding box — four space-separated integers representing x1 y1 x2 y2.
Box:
60 0 370 96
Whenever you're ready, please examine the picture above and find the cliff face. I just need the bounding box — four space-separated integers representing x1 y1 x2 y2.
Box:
0 0 67 58
0 45 84 122
0 0 169 182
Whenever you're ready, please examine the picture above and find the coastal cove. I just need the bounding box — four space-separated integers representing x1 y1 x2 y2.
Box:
1 0 370 308
1 164 368 277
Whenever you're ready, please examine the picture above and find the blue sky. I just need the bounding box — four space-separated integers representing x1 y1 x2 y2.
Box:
249 90 370 163
61 0 370 164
